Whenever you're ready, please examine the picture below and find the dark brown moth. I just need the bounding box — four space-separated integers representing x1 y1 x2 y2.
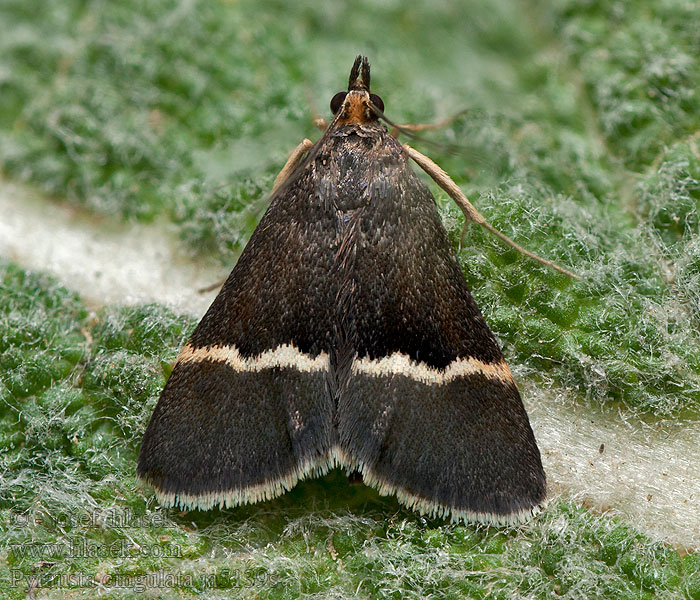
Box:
138 56 560 524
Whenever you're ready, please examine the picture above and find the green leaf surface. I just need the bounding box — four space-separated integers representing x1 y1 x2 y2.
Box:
1 0 699 596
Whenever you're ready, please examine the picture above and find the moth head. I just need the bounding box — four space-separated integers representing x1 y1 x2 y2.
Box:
330 55 385 124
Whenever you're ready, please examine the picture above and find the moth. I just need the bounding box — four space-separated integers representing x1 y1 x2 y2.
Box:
138 56 573 524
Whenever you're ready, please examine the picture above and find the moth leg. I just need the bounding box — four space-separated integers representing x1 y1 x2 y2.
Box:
271 138 314 195
458 223 469 253
197 138 316 295
304 87 329 131
404 144 580 280
197 279 225 294
390 110 465 138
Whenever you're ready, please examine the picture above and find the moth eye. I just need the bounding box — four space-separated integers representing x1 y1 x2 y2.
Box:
330 92 347 114
369 93 384 115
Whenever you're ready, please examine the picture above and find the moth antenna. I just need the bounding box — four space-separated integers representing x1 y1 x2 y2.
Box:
390 110 467 136
369 100 488 162
403 144 581 280
368 100 430 141
479 221 581 280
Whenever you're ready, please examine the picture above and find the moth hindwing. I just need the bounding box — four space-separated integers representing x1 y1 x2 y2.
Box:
138 55 546 524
